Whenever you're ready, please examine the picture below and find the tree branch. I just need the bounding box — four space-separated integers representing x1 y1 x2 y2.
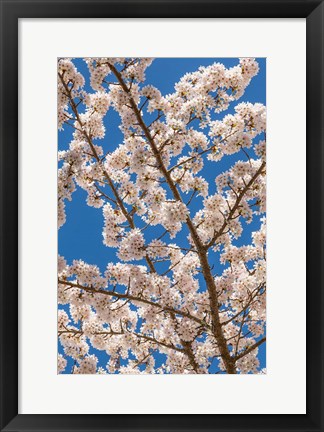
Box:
58 279 210 329
106 62 238 374
234 337 266 361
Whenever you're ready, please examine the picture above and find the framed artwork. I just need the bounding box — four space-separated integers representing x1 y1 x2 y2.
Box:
0 0 323 431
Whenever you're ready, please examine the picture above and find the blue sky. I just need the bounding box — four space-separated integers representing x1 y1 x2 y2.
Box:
58 58 266 373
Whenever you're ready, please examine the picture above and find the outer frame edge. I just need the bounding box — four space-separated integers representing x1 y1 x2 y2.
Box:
0 1 322 431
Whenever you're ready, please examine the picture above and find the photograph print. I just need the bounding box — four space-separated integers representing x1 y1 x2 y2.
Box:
58 57 266 374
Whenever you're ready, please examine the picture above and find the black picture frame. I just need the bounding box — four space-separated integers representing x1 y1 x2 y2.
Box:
1 1 323 431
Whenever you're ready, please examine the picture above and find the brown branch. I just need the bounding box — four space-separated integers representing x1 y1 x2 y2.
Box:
58 279 209 329
58 72 156 274
234 337 266 361
130 332 184 354
206 161 266 249
106 62 237 374
58 327 184 354
168 130 237 173
221 284 266 327
182 340 200 373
